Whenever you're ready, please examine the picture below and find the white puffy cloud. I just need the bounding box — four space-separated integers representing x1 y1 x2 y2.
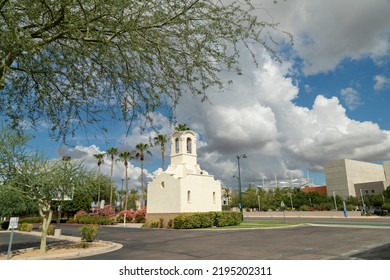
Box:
174 49 390 186
340 87 362 110
374 75 390 91
258 0 390 74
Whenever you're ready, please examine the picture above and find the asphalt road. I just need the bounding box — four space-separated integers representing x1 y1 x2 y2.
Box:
1 218 390 260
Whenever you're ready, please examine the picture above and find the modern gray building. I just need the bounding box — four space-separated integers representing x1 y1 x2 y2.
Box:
324 159 390 198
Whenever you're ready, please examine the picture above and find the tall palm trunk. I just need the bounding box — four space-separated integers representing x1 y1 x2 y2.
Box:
161 144 165 170
97 163 101 213
124 160 129 211
140 155 145 208
109 154 114 207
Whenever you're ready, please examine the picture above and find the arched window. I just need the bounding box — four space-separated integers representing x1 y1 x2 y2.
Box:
175 138 179 153
213 192 216 203
187 190 191 202
186 137 192 153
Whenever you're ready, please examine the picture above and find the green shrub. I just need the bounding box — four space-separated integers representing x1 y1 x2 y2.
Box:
173 212 242 229
47 224 56 235
39 223 56 234
75 214 116 225
213 212 241 227
173 212 214 229
80 225 101 242
150 221 159 228
382 203 390 211
18 223 33 232
345 204 355 211
159 217 164 228
299 205 310 211
20 217 42 223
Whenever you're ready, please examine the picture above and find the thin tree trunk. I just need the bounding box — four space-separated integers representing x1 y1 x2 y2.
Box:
124 162 129 211
109 156 114 207
141 160 144 208
39 204 53 253
97 165 101 213
161 149 165 170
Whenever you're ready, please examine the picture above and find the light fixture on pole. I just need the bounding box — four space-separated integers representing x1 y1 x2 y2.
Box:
236 154 247 219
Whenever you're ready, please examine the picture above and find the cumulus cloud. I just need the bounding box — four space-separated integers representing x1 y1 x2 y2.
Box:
174 49 390 187
258 0 390 75
340 87 362 110
374 75 390 91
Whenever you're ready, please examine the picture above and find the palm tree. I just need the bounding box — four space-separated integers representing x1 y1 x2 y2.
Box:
223 187 232 206
106 147 118 207
93 152 106 212
129 188 140 210
175 123 190 131
153 134 168 170
135 143 152 208
117 151 135 211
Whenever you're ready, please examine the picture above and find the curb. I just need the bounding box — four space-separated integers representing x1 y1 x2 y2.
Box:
18 241 123 260
4 230 123 260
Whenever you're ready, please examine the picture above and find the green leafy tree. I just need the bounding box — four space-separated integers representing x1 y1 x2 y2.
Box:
128 189 140 211
243 184 258 210
222 187 232 207
0 127 88 253
135 143 152 208
60 173 113 215
0 0 289 142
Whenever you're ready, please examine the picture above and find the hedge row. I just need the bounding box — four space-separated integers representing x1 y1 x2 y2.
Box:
173 211 242 229
74 214 116 225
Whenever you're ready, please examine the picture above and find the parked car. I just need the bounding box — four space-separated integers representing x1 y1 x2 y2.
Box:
373 209 388 216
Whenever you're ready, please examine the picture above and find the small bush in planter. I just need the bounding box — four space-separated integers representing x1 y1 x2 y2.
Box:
47 224 56 235
80 225 101 242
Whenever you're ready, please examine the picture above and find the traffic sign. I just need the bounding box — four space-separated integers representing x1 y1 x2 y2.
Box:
9 217 19 230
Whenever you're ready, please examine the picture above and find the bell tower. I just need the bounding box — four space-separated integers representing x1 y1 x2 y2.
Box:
170 130 197 169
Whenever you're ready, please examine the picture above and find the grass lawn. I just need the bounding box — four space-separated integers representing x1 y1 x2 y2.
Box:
216 220 302 229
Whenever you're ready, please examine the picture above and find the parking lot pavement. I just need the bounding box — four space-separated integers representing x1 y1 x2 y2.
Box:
2 222 390 260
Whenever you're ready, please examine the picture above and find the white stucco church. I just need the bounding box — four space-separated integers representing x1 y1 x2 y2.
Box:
146 130 222 220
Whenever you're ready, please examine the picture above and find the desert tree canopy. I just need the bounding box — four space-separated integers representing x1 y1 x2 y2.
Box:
0 0 289 141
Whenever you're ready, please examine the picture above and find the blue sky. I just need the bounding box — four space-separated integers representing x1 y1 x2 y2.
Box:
22 0 390 192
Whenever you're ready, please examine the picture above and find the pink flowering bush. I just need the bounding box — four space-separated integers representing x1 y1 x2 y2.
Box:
117 210 135 223
134 208 146 223
97 205 116 217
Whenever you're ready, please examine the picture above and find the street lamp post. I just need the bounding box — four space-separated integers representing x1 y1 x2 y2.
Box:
236 154 247 219
57 156 71 229
360 189 366 214
333 191 337 211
